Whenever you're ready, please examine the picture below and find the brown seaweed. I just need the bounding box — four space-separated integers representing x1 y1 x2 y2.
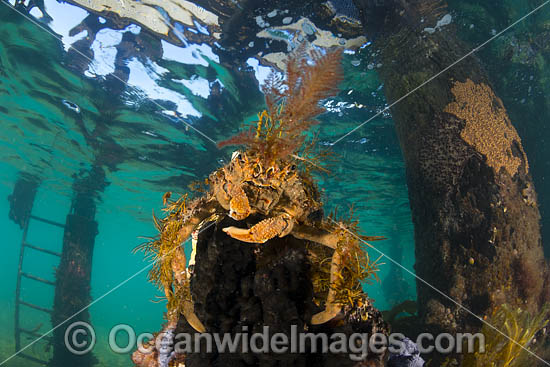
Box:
218 45 343 165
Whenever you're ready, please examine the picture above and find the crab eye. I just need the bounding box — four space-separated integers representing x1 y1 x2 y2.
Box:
290 164 296 171
253 164 262 178
231 151 241 161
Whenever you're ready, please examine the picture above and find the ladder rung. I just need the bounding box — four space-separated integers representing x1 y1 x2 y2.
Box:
18 327 52 341
23 243 61 257
17 352 48 365
18 300 52 314
29 215 65 228
20 272 55 286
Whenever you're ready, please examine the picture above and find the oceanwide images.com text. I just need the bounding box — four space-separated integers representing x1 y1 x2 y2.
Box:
64 322 486 361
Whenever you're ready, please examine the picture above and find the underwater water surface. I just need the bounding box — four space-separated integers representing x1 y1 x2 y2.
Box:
0 0 549 366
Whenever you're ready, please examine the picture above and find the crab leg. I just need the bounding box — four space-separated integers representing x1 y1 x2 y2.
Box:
171 247 206 333
223 213 293 243
292 224 344 324
163 279 206 333
182 296 206 333
292 224 339 249
312 250 344 324
166 199 219 333
176 198 219 244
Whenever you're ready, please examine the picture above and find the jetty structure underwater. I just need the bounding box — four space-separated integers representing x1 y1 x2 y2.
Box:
350 0 550 364
352 0 549 328
10 169 106 367
133 46 390 367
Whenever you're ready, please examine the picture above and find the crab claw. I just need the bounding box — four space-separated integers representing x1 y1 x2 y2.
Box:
223 214 294 243
222 226 258 242
228 186 251 220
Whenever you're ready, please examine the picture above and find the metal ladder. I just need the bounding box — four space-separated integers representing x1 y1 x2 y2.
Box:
14 214 64 365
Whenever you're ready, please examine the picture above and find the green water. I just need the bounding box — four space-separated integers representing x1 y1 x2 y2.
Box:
1 0 549 365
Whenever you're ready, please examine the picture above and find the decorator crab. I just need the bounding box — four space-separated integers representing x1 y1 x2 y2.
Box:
137 46 382 335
